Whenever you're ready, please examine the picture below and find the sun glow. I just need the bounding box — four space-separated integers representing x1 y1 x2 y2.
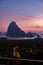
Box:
0 14 43 32
33 19 43 26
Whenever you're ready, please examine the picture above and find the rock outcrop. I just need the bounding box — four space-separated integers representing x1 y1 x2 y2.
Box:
6 21 26 37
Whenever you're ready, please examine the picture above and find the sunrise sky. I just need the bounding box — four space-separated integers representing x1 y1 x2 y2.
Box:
0 0 43 32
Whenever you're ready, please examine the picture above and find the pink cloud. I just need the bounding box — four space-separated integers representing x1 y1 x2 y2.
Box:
0 13 43 32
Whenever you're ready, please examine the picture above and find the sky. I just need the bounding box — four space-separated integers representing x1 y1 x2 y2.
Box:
0 0 43 32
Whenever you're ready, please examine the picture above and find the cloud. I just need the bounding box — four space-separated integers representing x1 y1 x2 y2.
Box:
0 13 43 32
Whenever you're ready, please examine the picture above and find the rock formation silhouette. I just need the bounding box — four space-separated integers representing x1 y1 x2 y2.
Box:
6 21 26 37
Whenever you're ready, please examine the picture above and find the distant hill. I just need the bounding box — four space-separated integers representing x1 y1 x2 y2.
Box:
0 32 6 35
26 32 33 37
26 32 41 38
6 21 26 37
0 32 2 35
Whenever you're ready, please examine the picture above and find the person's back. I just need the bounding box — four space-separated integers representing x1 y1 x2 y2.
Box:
16 51 20 58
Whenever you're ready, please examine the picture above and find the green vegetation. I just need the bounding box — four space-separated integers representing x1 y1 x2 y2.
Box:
0 38 43 60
